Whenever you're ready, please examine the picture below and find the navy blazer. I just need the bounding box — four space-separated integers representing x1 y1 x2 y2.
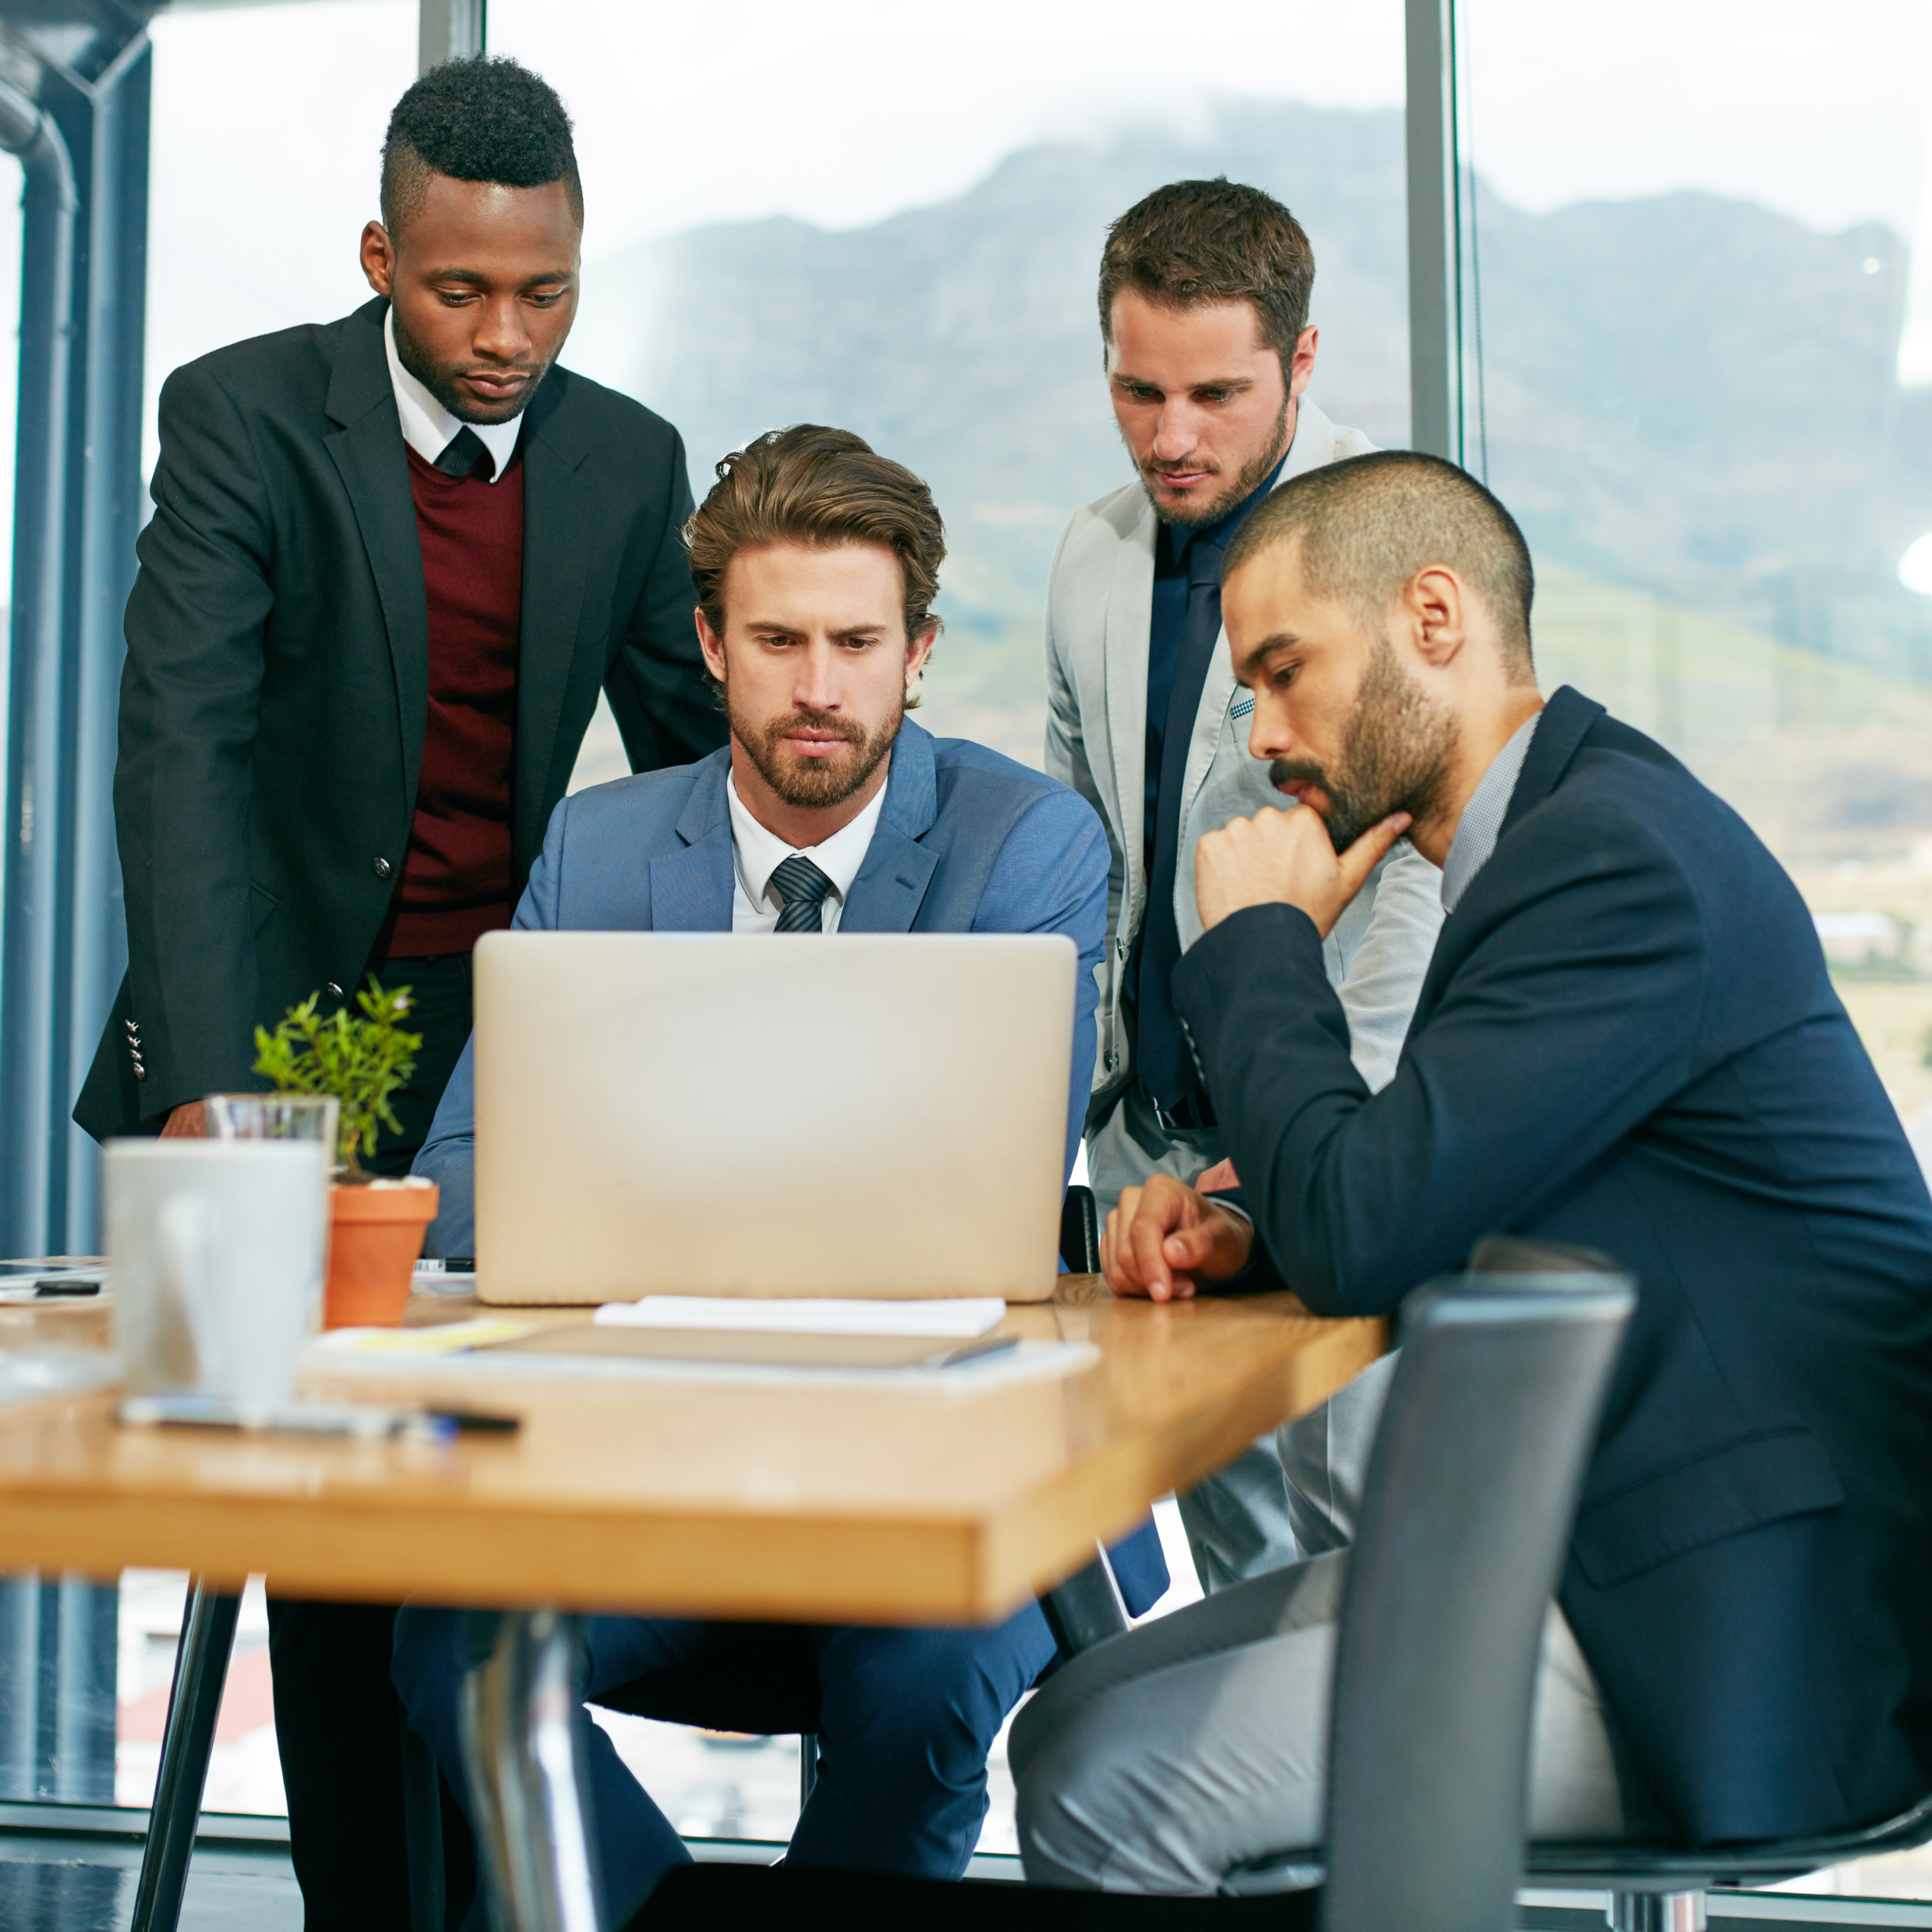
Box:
1177 686 1932 1843
418 716 1170 1615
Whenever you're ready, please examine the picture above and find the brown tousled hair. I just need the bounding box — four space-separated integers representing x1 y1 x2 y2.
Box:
685 426 946 692
1098 178 1315 379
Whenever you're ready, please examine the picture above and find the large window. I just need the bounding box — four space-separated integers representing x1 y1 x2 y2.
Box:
1455 0 1932 1892
104 0 1411 1841
51 2 1930 1901
96 0 418 1821
485 0 1411 784
485 0 1406 1851
143 0 415 474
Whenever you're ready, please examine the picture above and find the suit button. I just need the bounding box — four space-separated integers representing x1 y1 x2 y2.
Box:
373 856 392 879
1104 1052 1117 1072
325 982 344 1001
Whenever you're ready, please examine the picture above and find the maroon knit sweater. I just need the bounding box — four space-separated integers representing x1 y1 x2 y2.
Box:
386 444 525 957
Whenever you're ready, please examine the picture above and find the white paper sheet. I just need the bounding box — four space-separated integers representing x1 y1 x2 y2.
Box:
592 1296 1007 1338
300 1335 1094 1395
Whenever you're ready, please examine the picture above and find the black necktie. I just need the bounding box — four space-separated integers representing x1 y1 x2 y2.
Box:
1135 541 1227 1110
770 855 835 933
434 427 494 481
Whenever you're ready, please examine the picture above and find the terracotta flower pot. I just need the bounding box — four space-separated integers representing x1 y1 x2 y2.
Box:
324 1177 439 1329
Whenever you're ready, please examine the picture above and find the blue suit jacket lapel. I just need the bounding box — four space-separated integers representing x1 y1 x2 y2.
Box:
843 723 940 933
648 756 734 930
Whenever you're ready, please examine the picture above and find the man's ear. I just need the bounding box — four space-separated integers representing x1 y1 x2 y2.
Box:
696 607 729 685
360 221 396 298
1287 324 1319 400
904 621 939 688
1405 566 1468 669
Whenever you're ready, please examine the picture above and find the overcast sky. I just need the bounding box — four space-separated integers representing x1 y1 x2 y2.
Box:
0 0 1915 519
133 0 1931 400
486 0 1932 244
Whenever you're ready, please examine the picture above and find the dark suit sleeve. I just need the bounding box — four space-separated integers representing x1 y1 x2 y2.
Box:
602 432 726 772
1174 808 1708 1315
114 361 277 1121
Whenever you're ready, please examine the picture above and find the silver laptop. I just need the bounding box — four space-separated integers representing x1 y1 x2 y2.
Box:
471 930 1075 1305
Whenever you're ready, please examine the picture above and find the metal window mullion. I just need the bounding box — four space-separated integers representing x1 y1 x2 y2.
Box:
63 45 150 1256
0 81 77 1260
1405 0 1463 464
420 0 488 72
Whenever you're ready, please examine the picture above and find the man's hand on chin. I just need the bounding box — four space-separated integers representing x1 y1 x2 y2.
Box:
1102 1175 1255 1303
1195 802 1411 938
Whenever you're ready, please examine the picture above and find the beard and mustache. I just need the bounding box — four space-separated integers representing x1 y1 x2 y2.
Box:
728 689 905 811
1134 393 1292 531
1270 633 1459 852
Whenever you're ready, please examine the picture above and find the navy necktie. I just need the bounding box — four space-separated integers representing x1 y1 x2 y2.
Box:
770 855 835 933
434 427 493 481
1134 540 1227 1110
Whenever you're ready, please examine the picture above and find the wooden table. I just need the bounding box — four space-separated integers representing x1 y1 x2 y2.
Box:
0 1279 1381 1932
0 1279 1382 1624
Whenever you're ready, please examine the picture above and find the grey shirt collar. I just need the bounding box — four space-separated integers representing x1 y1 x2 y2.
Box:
1439 710 1543 913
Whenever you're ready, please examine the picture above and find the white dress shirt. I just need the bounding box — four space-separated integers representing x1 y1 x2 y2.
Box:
725 772 887 934
384 307 525 483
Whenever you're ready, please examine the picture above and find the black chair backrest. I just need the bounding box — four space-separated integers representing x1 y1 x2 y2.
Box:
1320 1251 1634 1932
1060 1184 1100 1274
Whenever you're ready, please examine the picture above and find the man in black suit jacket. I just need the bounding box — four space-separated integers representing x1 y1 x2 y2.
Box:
76 56 722 1155
77 58 723 1929
1013 451 1932 1889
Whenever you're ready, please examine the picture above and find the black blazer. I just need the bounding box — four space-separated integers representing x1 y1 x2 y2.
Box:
1177 686 1932 1845
77 297 726 1138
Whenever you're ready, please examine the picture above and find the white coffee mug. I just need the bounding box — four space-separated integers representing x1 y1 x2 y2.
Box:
107 1139 329 1416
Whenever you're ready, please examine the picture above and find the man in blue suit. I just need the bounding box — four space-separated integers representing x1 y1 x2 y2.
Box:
1019 451 1932 1889
396 425 1165 1924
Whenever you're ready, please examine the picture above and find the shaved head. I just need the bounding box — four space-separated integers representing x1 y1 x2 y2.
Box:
1224 451 1536 681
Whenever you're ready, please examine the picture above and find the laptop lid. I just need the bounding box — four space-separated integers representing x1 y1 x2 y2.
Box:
471 930 1073 1304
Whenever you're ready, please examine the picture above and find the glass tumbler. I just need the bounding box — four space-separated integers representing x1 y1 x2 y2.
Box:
204 1094 339 1333
204 1093 339 1159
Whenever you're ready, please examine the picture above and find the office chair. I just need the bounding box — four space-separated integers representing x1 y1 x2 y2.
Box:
1522 1798 1932 1932
1060 1183 1101 1274
631 1250 1635 1930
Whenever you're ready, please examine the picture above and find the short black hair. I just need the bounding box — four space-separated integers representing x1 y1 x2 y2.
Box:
380 54 582 237
1224 451 1537 679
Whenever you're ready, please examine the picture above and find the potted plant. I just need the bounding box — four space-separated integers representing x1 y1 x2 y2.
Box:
254 978 437 1328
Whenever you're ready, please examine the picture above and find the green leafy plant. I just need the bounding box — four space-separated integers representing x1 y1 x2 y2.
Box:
253 978 423 1179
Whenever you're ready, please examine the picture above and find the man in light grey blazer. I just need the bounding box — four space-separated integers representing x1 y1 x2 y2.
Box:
1046 179 1443 1591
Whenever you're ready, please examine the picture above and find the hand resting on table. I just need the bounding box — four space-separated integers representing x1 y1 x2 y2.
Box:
1103 1174 1254 1304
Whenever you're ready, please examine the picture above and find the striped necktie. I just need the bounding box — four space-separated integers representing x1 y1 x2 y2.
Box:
770 855 835 932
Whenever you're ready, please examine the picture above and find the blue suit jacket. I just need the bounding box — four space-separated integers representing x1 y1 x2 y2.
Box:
1179 687 1932 1843
418 717 1170 1614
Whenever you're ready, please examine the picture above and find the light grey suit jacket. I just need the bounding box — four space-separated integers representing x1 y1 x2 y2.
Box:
1043 398 1443 1118
1044 400 1440 1587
